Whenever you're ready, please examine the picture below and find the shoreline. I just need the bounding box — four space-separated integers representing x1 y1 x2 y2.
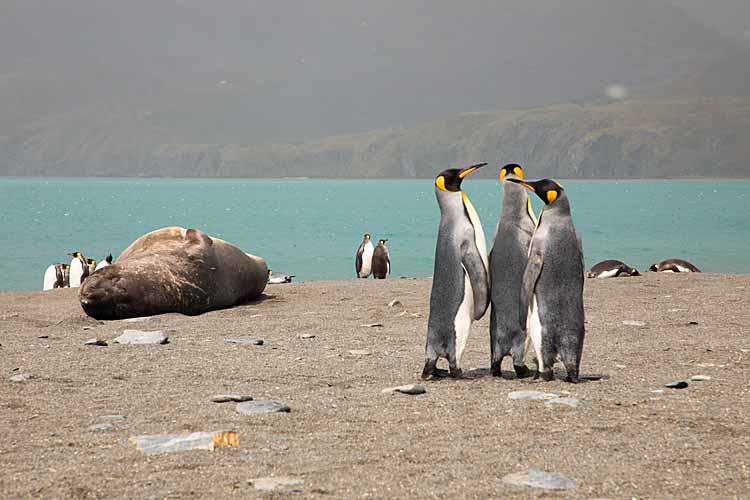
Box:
1 273 749 498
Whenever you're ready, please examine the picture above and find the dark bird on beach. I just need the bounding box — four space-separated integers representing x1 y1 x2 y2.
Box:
371 239 390 279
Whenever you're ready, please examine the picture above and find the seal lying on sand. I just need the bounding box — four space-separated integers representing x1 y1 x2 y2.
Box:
79 227 267 320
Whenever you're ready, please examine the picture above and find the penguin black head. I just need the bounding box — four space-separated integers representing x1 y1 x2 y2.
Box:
105 254 113 264
435 163 487 192
363 233 371 241
507 178 563 205
86 258 96 265
68 251 82 258
499 163 524 181
378 239 388 246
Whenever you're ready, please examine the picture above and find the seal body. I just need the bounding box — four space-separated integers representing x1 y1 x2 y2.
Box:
355 234 375 278
422 164 489 379
489 176 536 377
649 258 700 273
79 227 268 320
371 240 390 279
587 259 640 278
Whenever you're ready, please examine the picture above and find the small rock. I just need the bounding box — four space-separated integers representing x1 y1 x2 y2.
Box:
690 375 711 381
349 349 371 356
665 380 689 389
622 320 646 327
544 397 580 408
300 334 316 339
382 384 426 395
507 391 558 401
98 415 126 420
224 338 264 346
688 321 699 326
236 400 290 415
114 330 168 345
502 467 575 490
9 373 34 383
38 335 49 339
123 317 149 322
615 364 626 369
129 430 239 455
82 326 93 331
252 477 303 492
211 395 254 403
396 311 408 317
360 323 383 328
651 389 664 394
84 338 108 346
387 300 403 308
88 423 115 432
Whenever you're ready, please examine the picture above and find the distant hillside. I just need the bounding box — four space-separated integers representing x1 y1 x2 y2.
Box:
3 96 749 178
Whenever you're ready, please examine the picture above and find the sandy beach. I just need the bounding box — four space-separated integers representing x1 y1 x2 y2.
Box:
1 273 749 499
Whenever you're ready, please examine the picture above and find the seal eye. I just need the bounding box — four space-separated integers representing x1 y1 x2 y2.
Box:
546 190 558 204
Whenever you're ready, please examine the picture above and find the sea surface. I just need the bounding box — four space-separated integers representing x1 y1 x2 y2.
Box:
1 177 748 292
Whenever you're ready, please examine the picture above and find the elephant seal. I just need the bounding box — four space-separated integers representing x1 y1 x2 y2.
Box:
79 227 267 320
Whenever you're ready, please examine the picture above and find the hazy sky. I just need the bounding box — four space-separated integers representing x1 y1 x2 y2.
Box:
668 0 750 43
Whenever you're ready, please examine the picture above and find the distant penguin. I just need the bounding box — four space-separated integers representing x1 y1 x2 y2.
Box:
355 234 375 278
95 254 113 271
422 163 490 380
489 163 537 378
268 269 295 284
648 258 701 273
86 258 97 275
42 263 69 290
507 178 585 383
587 259 640 278
68 252 89 288
371 239 390 279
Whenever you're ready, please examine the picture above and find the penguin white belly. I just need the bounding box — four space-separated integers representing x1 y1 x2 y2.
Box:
69 260 85 288
359 244 374 277
596 268 620 278
42 265 57 290
454 265 474 363
527 294 544 371
662 269 675 273
675 265 691 273
95 261 110 271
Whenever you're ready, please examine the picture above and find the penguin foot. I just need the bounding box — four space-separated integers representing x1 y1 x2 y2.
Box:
421 360 437 380
565 375 580 384
540 369 554 382
448 367 463 379
514 364 532 379
490 361 503 378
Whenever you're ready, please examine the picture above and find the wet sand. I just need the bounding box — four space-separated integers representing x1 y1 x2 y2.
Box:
1 273 749 498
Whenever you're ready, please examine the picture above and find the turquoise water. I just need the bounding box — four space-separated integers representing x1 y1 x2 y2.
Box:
1 177 748 292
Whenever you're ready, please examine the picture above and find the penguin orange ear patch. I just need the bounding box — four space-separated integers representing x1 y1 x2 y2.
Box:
435 176 447 192
499 169 506 181
513 167 523 179
546 190 558 204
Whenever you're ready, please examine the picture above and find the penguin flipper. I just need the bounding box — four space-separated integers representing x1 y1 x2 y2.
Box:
461 243 489 320
520 242 544 327
355 249 363 276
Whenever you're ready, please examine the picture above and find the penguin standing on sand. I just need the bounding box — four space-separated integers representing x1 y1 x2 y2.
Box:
86 258 97 275
355 234 375 278
42 263 70 290
422 163 490 379
507 178 585 383
95 254 113 271
489 163 537 378
371 239 390 279
68 252 89 288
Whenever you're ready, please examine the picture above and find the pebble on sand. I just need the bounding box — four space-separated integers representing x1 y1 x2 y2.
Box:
507 391 558 401
360 323 384 328
88 423 116 432
690 375 711 381
224 338 264 346
84 338 108 346
236 400 291 415
349 349 371 356
114 330 168 345
9 373 34 383
622 320 646 327
211 395 254 403
129 430 239 455
502 467 576 490
381 384 426 395
387 299 403 308
300 333 316 339
666 380 689 389
251 477 304 492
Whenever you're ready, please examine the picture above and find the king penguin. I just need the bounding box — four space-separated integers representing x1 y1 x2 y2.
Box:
371 239 390 279
68 251 89 288
507 178 585 382
42 263 70 290
355 234 375 278
422 163 490 379
489 163 537 378
95 254 113 271
86 258 97 275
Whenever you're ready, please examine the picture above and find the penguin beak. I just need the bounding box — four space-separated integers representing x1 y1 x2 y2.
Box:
458 162 487 179
506 178 536 192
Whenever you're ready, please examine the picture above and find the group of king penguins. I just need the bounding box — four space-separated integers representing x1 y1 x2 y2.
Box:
42 252 112 290
423 162 585 383
355 234 391 279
